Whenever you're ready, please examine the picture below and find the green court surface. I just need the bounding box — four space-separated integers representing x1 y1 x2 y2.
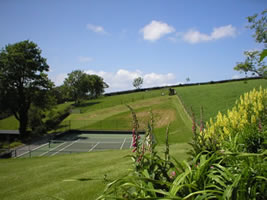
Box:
15 133 136 158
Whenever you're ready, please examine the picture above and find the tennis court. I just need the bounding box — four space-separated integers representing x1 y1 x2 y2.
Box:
14 132 138 158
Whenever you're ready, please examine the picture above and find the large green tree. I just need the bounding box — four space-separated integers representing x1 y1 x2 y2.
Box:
0 40 53 137
89 74 109 98
63 70 89 105
234 10 267 78
63 70 108 104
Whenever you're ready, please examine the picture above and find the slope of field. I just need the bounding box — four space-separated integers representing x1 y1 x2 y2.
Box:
176 79 267 124
0 143 190 200
63 95 192 144
75 88 170 113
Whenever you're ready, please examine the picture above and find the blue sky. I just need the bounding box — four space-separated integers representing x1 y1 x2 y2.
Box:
0 0 266 92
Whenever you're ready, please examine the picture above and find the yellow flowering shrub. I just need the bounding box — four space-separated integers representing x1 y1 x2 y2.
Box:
201 87 267 143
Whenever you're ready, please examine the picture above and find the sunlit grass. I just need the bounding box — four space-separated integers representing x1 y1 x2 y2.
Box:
176 79 267 123
0 143 189 200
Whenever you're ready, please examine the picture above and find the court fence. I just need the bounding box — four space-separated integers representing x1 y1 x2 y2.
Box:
54 119 149 133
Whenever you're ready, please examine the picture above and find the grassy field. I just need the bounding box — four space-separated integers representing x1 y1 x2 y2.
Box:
75 88 169 113
176 79 267 124
0 116 19 130
62 95 192 144
0 143 190 200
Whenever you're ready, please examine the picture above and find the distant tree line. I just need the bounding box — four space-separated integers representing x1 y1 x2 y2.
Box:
0 40 108 139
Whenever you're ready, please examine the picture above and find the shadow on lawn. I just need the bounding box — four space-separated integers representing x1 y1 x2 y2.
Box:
64 176 111 183
73 101 100 108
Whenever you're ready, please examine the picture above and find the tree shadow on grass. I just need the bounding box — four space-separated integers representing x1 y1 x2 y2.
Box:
73 101 100 108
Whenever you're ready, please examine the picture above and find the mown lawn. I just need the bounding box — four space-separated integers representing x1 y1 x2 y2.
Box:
63 95 192 144
176 79 267 123
0 143 190 200
75 88 170 113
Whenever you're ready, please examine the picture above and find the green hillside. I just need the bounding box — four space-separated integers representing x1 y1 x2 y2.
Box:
176 79 267 124
64 95 192 144
1 79 266 145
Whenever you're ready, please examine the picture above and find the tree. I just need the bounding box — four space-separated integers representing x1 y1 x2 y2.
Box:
234 51 266 77
0 40 53 137
234 10 267 78
186 77 190 82
133 77 143 89
89 74 109 98
63 70 90 105
63 70 108 104
51 85 69 104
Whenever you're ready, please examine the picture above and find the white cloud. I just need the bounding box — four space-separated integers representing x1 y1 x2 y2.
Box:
51 69 177 92
51 73 68 86
211 25 236 39
78 56 93 63
183 25 236 44
85 69 176 92
140 20 175 42
144 73 175 86
86 24 107 34
232 75 241 79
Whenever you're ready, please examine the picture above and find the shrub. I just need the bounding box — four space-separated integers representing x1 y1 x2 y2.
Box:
200 87 267 152
45 106 70 131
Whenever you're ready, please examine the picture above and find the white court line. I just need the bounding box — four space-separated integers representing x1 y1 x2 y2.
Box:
56 141 122 144
88 142 99 152
50 140 79 156
39 142 66 157
16 142 48 158
120 138 127 150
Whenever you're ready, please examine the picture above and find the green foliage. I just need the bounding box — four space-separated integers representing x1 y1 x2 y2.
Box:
28 106 46 135
0 40 53 137
51 85 70 104
45 106 71 131
89 74 109 98
235 10 267 78
247 9 267 44
63 70 90 104
260 49 267 62
63 70 108 104
234 51 266 78
133 77 143 89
